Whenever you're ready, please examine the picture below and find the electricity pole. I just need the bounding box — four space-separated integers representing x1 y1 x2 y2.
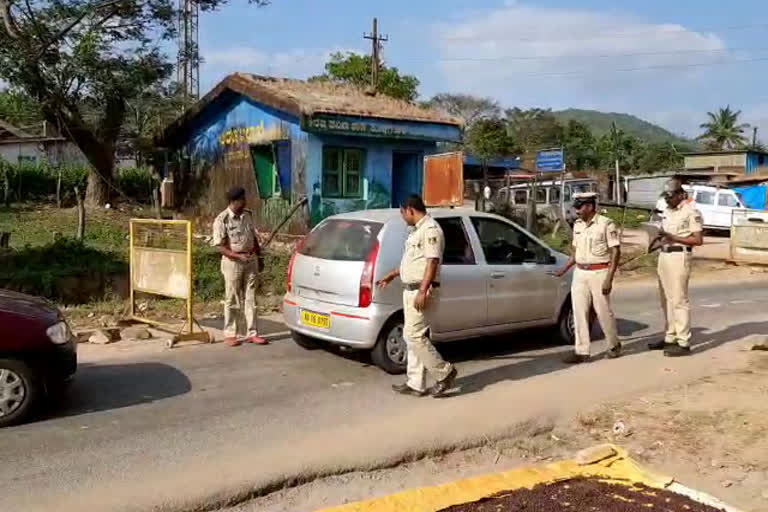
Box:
364 18 388 90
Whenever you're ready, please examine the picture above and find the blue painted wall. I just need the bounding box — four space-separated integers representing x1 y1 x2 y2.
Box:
176 90 458 229
746 151 768 175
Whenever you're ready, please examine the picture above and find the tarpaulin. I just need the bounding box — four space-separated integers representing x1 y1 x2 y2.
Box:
733 186 767 210
316 445 741 512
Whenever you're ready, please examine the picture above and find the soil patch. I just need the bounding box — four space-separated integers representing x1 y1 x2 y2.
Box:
439 477 724 512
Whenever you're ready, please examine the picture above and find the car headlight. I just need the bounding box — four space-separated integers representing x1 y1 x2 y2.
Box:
46 321 71 345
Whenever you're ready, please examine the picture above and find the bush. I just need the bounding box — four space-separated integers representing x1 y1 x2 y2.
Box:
0 238 127 303
116 167 157 203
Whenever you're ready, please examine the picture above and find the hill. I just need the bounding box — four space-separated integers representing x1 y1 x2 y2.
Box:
553 109 697 148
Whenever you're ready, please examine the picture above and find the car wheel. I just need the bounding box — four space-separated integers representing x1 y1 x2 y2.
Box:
291 331 322 350
0 359 41 428
557 298 596 345
371 316 407 375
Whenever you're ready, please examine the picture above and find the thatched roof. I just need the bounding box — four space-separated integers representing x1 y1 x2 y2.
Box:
0 119 33 140
160 73 461 145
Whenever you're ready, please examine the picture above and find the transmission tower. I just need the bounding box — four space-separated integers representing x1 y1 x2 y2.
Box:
177 0 200 105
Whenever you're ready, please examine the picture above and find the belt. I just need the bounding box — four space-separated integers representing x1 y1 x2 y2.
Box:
576 263 610 271
403 282 440 291
661 246 692 253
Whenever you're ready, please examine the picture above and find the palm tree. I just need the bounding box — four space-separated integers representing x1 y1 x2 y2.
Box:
698 106 750 150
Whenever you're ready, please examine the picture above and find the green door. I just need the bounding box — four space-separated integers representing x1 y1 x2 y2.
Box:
252 145 277 199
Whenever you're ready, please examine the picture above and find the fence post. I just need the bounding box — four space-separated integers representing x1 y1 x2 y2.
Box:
153 187 161 219
74 186 86 240
56 168 62 208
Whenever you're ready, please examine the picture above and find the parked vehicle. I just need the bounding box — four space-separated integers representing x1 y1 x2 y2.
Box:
283 209 576 373
495 179 598 223
0 290 77 427
682 184 746 230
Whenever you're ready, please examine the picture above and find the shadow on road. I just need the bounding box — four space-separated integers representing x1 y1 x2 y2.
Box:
452 319 768 397
46 362 191 419
200 316 286 335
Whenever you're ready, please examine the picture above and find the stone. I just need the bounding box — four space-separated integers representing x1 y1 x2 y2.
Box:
99 315 117 327
88 328 121 344
75 331 93 344
575 444 617 466
122 326 152 340
721 480 734 488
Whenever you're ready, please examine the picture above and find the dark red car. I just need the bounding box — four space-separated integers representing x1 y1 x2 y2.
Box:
0 290 77 427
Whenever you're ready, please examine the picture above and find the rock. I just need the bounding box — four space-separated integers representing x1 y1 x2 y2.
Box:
122 326 152 340
99 315 117 327
75 331 93 344
612 420 632 437
575 444 617 466
89 329 121 345
710 459 724 469
721 480 734 488
751 339 768 351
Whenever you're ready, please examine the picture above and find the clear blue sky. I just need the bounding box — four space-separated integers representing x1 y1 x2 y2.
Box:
197 0 768 140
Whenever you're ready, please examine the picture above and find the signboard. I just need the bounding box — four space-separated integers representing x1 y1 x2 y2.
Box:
303 115 461 142
423 152 464 207
536 149 564 172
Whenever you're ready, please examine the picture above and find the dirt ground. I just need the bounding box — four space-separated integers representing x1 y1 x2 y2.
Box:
225 350 768 512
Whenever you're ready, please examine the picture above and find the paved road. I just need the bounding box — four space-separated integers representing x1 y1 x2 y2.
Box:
1 277 766 512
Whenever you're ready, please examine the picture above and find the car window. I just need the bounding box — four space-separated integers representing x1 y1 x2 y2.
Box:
299 219 382 261
471 217 545 265
435 218 475 265
550 187 561 204
718 193 739 208
695 190 715 205
514 190 527 204
535 187 547 203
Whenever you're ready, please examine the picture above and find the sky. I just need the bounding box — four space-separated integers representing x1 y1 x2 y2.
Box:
196 0 768 141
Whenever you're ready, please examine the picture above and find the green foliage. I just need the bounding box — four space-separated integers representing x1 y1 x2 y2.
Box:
637 143 683 174
553 109 694 146
698 106 751 150
563 120 600 171
424 93 500 129
505 107 563 154
0 89 43 127
115 167 157 203
0 238 126 302
465 118 512 163
310 52 420 102
601 206 649 229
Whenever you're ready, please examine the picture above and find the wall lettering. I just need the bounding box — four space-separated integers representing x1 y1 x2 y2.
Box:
219 121 266 146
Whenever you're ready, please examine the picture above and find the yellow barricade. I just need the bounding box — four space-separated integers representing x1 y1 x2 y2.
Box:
317 445 741 512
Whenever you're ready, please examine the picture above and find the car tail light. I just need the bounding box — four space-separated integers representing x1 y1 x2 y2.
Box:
286 238 305 294
358 240 380 308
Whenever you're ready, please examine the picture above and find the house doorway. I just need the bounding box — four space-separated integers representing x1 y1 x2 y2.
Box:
392 151 420 207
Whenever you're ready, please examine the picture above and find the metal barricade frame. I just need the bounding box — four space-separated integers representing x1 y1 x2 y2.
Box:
129 219 211 347
729 208 768 266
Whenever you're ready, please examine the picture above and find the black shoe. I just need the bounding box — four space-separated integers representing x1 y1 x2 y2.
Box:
648 340 673 351
664 345 692 357
563 352 590 364
391 384 426 397
429 367 458 397
606 345 622 359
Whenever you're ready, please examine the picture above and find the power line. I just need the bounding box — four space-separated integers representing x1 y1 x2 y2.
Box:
364 17 388 89
439 22 768 44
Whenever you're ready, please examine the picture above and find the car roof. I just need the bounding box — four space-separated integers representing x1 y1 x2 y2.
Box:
321 207 508 224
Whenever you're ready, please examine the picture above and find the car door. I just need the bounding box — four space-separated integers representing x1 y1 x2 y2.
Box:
714 190 741 229
469 216 559 325
428 217 487 334
693 189 716 227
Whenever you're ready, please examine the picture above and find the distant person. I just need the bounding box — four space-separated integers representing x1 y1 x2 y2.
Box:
649 179 703 357
377 195 457 397
212 186 267 347
553 192 621 363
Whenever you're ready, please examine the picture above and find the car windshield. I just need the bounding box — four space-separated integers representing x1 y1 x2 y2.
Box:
299 219 382 261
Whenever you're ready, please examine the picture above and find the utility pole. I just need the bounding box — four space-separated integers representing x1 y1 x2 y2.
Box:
753 126 758 148
611 122 621 205
364 18 388 90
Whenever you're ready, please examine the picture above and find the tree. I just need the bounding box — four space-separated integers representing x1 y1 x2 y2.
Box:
698 106 750 150
123 82 185 167
504 107 562 155
424 93 500 129
464 118 512 210
0 89 42 128
309 52 420 102
0 0 271 205
637 143 683 174
562 120 599 171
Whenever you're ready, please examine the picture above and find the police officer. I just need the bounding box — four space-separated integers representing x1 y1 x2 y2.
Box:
649 179 703 357
212 186 267 347
377 195 458 397
553 192 621 363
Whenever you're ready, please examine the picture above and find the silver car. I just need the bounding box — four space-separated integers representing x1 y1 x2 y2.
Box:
283 209 576 373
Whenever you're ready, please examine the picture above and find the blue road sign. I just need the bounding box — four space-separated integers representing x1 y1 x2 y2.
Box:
536 149 564 171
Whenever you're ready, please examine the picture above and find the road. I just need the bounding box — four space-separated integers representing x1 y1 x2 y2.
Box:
1 275 766 512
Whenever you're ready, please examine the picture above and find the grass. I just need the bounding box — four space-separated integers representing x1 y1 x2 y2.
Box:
601 206 650 230
0 203 292 307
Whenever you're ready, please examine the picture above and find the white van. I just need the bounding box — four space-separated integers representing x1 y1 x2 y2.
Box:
682 184 745 230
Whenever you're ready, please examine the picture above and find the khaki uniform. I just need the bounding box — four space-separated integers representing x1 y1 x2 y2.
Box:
571 214 620 356
400 215 453 392
212 208 260 338
658 201 702 347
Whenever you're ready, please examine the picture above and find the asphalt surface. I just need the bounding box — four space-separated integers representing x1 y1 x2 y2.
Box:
1 276 766 512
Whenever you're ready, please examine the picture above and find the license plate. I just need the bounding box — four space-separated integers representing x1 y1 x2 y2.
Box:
301 310 331 329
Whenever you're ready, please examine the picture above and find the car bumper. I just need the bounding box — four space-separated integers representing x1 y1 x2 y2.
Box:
282 293 397 350
45 340 77 382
